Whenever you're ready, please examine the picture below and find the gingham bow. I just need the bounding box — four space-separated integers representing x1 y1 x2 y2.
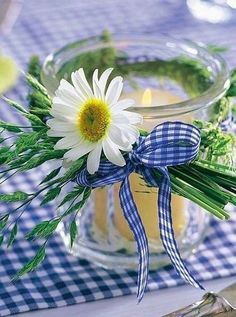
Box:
77 121 203 301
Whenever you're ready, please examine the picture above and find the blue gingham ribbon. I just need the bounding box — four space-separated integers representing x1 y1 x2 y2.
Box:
76 121 203 301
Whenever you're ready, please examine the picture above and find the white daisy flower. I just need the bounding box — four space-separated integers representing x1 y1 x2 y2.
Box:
47 68 143 174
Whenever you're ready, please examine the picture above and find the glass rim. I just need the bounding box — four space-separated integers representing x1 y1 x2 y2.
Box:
42 33 230 119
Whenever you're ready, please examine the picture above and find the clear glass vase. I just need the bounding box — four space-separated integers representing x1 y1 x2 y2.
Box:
42 34 230 270
187 0 236 23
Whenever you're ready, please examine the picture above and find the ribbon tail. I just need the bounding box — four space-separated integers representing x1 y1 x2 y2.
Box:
157 167 204 290
119 177 149 302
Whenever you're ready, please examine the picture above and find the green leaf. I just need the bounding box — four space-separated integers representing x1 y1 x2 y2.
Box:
2 96 28 113
227 69 236 97
26 74 49 97
43 159 85 188
0 191 29 202
82 187 92 199
0 146 10 155
207 44 228 53
26 218 60 240
9 151 38 168
13 244 46 280
0 154 9 165
30 108 50 116
40 187 61 206
20 151 65 171
227 84 236 97
62 200 84 217
70 220 77 248
24 113 45 127
0 120 21 133
19 156 45 171
9 144 55 168
61 159 86 182
15 131 44 154
0 235 4 246
2 96 46 127
58 187 84 207
28 55 41 80
40 167 61 185
39 219 60 237
62 188 91 217
7 224 17 247
0 150 16 165
232 104 236 116
0 214 9 231
0 137 5 144
28 91 52 111
25 221 49 240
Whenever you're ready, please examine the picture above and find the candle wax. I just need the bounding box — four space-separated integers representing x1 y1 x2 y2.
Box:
94 89 188 243
125 88 183 106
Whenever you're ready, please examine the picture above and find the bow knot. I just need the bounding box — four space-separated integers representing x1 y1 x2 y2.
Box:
76 122 203 301
128 148 143 167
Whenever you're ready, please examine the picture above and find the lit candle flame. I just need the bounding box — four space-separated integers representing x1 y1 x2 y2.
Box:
141 88 152 106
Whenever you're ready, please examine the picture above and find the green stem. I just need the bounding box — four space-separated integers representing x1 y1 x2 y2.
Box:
168 173 230 220
193 160 236 179
169 166 233 206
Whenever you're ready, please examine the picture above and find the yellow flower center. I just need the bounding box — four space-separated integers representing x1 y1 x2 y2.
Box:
77 98 111 142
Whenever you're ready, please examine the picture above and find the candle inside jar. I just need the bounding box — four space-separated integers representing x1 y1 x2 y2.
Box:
94 88 187 243
130 87 183 106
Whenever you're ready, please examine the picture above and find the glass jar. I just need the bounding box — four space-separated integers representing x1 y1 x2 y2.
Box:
187 0 236 23
41 34 230 270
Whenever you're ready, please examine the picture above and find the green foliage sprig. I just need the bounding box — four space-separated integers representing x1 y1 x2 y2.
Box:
0 75 92 277
0 33 235 279
194 120 235 164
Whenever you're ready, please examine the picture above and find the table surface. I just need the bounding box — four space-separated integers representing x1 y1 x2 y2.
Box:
1 2 236 317
15 276 234 317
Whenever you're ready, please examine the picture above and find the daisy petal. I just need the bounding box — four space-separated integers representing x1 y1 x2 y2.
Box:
113 111 143 125
50 108 76 122
58 79 80 96
47 68 141 172
117 124 140 144
64 142 95 161
110 99 134 113
55 80 83 106
105 76 123 105
47 119 76 132
102 137 126 167
112 112 130 124
109 124 132 151
98 68 113 98
55 90 81 107
87 143 102 174
48 131 80 138
54 134 83 150
51 102 78 116
47 130 66 137
71 69 93 99
92 69 102 99
122 110 143 125
52 97 78 109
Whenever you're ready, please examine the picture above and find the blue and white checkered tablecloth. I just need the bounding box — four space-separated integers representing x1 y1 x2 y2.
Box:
0 0 236 316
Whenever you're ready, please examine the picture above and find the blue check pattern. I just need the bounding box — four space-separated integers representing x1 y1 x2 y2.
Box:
77 122 202 301
0 0 236 316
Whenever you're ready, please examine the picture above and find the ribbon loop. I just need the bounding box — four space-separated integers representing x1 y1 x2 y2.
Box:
133 122 200 167
76 121 202 301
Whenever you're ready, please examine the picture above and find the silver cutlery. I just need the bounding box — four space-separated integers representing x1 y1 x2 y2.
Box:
164 282 236 316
